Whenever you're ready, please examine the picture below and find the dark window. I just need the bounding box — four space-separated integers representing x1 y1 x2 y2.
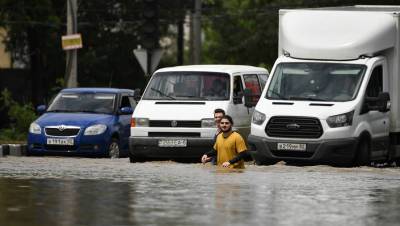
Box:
120 95 133 108
366 66 383 98
244 74 261 103
233 76 244 97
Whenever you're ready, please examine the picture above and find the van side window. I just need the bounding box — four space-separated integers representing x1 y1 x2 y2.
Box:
233 76 244 97
366 65 383 98
258 74 268 91
243 74 262 102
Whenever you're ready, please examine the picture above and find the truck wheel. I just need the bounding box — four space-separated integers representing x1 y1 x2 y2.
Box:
128 152 145 163
354 139 370 166
108 139 120 158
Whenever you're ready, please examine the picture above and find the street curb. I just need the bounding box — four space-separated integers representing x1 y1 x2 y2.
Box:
0 144 27 157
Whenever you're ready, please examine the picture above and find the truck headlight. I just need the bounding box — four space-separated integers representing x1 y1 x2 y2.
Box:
29 122 41 134
131 118 149 127
84 124 107 135
252 110 266 125
201 118 215 128
326 111 354 128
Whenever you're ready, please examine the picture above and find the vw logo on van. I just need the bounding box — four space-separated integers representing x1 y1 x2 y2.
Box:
286 123 300 130
171 120 178 127
58 125 67 131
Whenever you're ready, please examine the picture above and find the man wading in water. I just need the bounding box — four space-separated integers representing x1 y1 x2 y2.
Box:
201 115 249 169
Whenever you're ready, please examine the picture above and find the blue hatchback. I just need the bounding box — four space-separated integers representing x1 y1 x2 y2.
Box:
27 88 137 158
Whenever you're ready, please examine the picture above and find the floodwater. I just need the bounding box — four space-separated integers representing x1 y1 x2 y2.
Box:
0 157 399 226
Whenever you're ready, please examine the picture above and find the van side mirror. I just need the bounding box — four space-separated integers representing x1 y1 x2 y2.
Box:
134 88 141 101
364 92 390 113
36 105 46 115
243 88 257 108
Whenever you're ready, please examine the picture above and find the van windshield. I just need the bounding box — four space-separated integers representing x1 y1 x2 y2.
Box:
142 72 230 100
47 93 116 114
266 63 366 102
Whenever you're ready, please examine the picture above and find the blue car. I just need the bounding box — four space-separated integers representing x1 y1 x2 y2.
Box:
27 88 137 158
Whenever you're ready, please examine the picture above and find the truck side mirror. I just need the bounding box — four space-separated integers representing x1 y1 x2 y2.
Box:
134 88 141 101
377 92 390 112
36 105 46 115
243 88 256 108
364 92 390 113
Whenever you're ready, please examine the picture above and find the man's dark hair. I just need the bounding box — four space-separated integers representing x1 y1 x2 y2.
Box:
214 108 225 115
222 115 234 125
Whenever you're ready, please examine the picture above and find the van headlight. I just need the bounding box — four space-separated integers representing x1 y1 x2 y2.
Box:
29 122 41 134
84 124 107 135
252 110 266 125
201 118 215 128
131 118 149 127
326 111 354 128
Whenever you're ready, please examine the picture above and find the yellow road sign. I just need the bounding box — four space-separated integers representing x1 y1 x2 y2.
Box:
62 34 83 50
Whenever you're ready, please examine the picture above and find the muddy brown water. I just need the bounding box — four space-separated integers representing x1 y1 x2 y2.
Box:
0 156 399 226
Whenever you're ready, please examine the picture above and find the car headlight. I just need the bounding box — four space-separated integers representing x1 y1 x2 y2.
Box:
201 118 215 128
29 122 41 134
131 118 149 127
326 111 354 128
84 124 107 135
252 110 266 125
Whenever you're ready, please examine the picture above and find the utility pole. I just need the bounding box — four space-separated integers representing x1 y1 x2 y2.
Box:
65 0 78 87
192 0 202 64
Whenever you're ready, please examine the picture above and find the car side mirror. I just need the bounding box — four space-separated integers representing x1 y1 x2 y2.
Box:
36 105 46 115
243 88 257 108
120 107 133 115
134 88 141 101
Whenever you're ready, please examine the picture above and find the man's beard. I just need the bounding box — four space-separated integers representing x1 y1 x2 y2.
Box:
221 127 232 133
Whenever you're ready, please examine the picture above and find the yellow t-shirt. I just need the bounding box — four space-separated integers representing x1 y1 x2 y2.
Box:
213 131 247 169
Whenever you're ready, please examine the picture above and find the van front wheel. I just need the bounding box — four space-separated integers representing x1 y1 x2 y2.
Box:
251 152 277 165
354 139 370 166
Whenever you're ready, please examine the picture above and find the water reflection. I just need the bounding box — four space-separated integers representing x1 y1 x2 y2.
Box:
0 158 399 226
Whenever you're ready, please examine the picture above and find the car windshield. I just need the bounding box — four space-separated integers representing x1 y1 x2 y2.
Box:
47 92 116 114
266 63 366 102
142 72 230 100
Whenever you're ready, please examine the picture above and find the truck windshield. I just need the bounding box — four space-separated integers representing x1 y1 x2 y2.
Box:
47 93 116 114
266 63 366 102
142 72 230 100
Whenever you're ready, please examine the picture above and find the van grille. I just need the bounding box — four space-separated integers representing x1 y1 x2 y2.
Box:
266 116 323 138
149 120 201 128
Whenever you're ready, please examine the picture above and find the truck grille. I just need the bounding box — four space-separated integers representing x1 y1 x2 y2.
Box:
149 120 201 128
45 127 80 136
266 116 323 138
148 132 200 137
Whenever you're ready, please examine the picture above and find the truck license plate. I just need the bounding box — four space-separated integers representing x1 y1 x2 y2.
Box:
47 138 74 146
277 143 306 151
158 139 187 147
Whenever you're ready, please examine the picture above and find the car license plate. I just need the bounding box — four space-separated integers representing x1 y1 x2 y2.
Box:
158 139 187 147
277 143 306 151
47 138 74 146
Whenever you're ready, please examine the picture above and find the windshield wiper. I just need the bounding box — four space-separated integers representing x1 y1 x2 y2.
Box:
46 109 74 113
150 88 175 100
288 96 327 101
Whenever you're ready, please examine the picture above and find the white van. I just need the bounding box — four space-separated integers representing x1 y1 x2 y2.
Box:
129 65 268 162
249 6 400 166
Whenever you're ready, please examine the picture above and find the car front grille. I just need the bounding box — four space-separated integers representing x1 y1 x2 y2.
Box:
45 126 81 136
266 116 323 138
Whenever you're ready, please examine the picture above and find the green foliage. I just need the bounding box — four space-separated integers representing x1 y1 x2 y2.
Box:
0 89 37 141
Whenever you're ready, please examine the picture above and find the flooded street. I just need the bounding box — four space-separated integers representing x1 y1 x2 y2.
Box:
0 157 399 226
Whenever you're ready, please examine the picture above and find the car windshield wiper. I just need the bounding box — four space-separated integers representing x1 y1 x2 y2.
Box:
150 87 175 100
46 109 75 113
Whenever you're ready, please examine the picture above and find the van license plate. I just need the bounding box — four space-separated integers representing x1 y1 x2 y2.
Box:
277 143 306 151
47 138 74 146
158 139 187 147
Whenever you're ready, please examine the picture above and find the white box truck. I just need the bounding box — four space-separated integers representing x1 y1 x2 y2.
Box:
248 6 400 166
129 65 268 162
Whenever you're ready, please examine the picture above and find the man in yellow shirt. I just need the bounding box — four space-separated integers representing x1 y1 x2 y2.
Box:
201 115 249 169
